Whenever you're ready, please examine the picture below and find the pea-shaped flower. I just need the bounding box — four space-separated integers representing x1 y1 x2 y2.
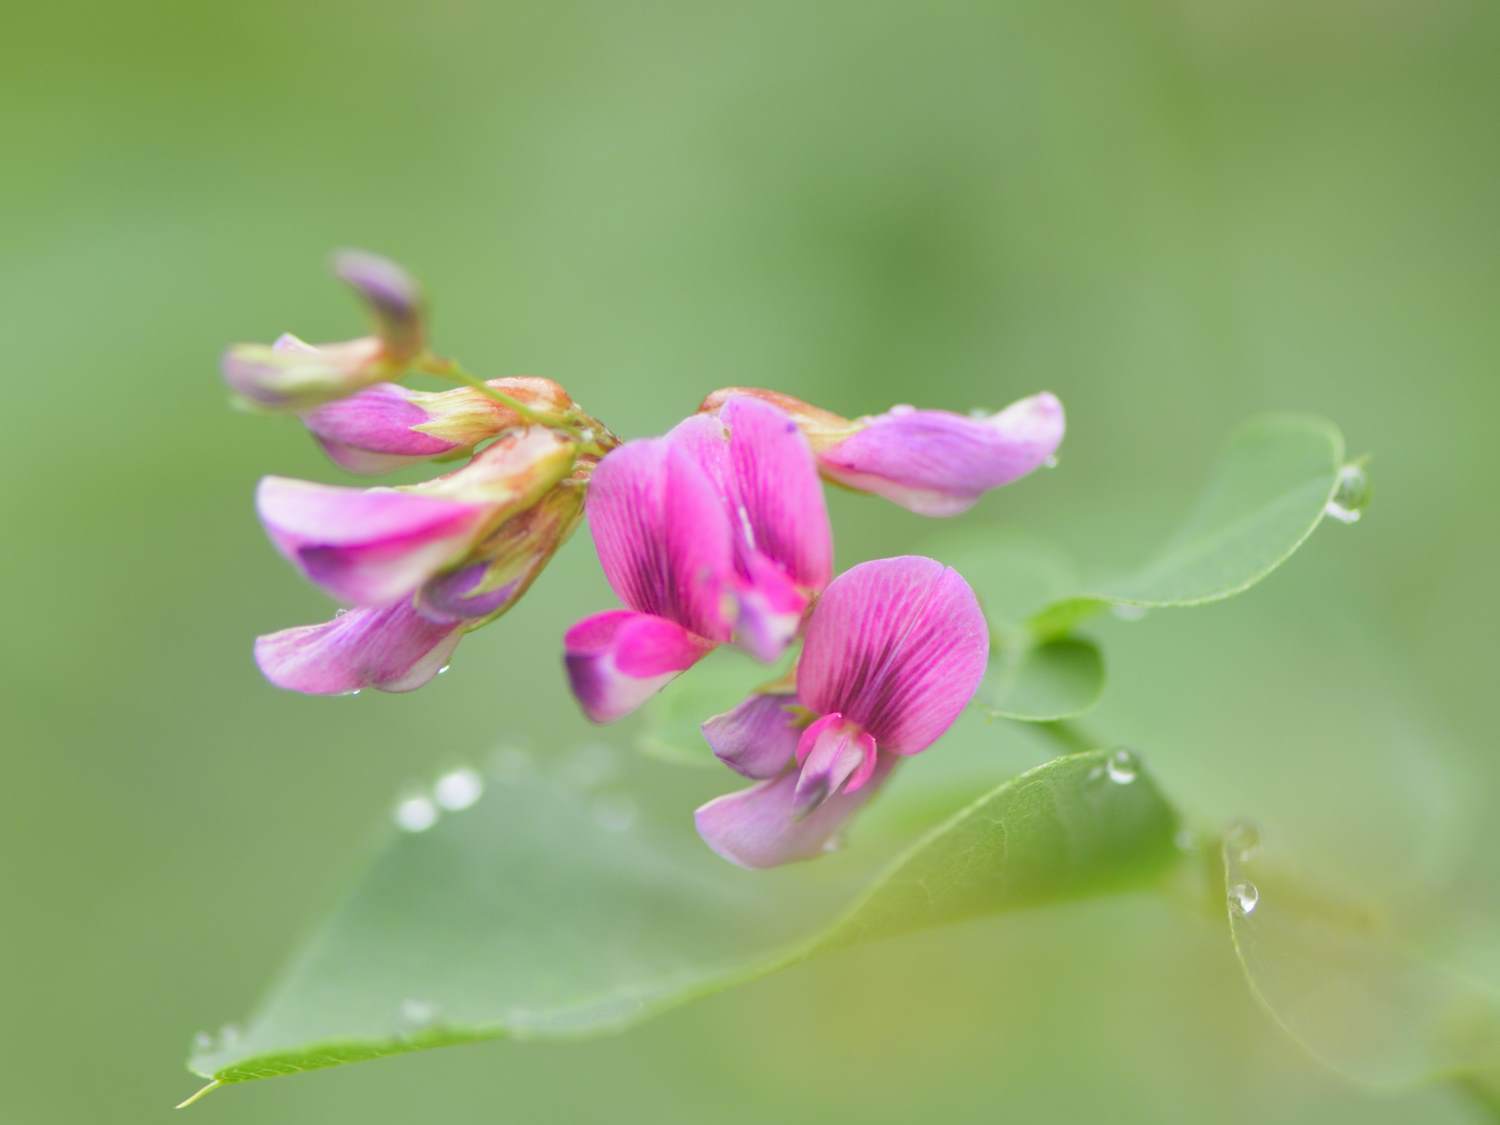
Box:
695 556 989 868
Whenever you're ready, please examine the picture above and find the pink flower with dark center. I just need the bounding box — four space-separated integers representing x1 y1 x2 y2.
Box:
565 396 832 723
701 387 1065 516
695 556 989 868
300 376 575 475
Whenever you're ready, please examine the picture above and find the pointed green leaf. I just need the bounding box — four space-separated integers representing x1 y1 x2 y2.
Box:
185 746 1180 1092
981 637 1105 722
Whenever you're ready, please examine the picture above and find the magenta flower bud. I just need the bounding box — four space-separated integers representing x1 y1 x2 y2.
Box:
563 396 833 723
701 387 1066 516
223 333 389 412
696 556 989 868
257 427 576 606
301 376 575 475
331 249 424 362
255 599 464 695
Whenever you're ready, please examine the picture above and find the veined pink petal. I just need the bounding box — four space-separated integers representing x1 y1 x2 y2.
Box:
585 438 735 642
702 693 801 780
694 756 895 869
254 600 463 695
792 712 879 814
797 556 989 754
564 610 715 723
818 393 1065 516
257 478 491 605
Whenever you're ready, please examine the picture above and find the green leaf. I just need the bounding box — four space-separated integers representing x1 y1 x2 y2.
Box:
184 745 1181 1094
1221 828 1500 1095
981 637 1105 722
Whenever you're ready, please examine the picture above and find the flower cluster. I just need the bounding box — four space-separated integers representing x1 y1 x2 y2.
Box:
230 252 1064 865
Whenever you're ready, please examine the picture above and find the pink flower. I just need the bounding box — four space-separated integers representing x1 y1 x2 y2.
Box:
222 250 425 412
695 556 989 868
701 387 1065 516
565 396 832 723
300 376 576 475
257 427 576 606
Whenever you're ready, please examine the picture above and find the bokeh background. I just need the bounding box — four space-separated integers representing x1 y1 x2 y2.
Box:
4 1 1497 1121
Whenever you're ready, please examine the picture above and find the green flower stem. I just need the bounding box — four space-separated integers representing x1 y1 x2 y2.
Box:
417 355 619 456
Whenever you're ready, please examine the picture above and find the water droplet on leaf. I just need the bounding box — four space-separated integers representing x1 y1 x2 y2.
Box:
1106 749 1138 784
1043 454 1060 470
433 767 483 811
1229 881 1260 917
1324 463 1369 525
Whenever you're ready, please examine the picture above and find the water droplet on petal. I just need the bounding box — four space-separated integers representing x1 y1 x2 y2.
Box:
592 794 637 832
433 767 484 811
346 688 362 697
394 793 439 832
1043 454 1060 470
967 406 992 419
1229 881 1260 917
1112 603 1148 622
437 664 451 676
1324 463 1369 525
890 403 916 415
1106 749 1138 784
1225 820 1261 862
335 608 349 618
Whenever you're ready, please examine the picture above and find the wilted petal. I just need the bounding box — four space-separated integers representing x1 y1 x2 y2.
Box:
255 600 463 695
256 478 493 605
702 693 801 779
797 556 989 754
586 438 735 642
818 393 1065 516
564 610 715 723
223 335 387 412
694 756 894 869
332 249 424 361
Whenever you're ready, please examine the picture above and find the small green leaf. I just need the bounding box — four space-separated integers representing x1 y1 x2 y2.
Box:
1222 830 1500 1094
982 637 1105 722
186 745 1180 1092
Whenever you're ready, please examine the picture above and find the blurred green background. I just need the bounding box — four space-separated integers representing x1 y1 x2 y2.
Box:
4 0 1497 1121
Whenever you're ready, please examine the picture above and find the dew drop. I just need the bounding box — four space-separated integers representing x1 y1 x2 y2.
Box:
967 406 993 419
399 998 440 1033
1043 454 1060 470
890 403 916 415
1225 820 1261 862
1229 881 1260 917
437 664 451 676
335 608 349 618
433 767 484 811
1324 463 1369 525
346 688 362 697
593 794 638 832
1106 749 1138 784
1111 603 1148 622
394 793 439 833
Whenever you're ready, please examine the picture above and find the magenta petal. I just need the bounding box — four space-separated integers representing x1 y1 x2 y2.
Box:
702 693 801 779
792 713 879 814
257 477 490 605
254 600 462 695
720 395 833 590
564 610 714 723
694 756 895 869
819 393 1065 516
797 556 990 754
301 384 455 474
585 438 735 641
730 551 808 663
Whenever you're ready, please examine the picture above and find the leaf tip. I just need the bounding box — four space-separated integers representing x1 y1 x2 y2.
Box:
174 1080 223 1110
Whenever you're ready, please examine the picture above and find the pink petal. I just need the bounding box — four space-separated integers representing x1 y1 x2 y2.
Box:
301 384 456 474
702 693 801 779
564 610 715 723
254 600 463 695
730 552 808 663
222 335 386 412
585 438 735 642
792 712 879 814
257 477 491 605
332 249 423 359
797 556 989 754
694 756 895 869
818 393 1065 516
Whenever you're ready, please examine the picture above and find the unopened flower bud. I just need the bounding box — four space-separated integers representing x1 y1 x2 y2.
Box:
331 249 424 363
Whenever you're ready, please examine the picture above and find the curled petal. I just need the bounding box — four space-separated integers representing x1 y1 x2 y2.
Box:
257 478 493 605
694 756 895 869
702 693 801 779
332 249 424 361
564 611 715 723
586 438 735 642
797 556 989 754
255 600 462 695
792 712 879 815
222 334 386 412
302 377 574 476
818 393 1065 516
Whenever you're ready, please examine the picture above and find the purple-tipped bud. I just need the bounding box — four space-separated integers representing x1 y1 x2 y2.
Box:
223 334 388 412
332 249 424 362
302 376 575 475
